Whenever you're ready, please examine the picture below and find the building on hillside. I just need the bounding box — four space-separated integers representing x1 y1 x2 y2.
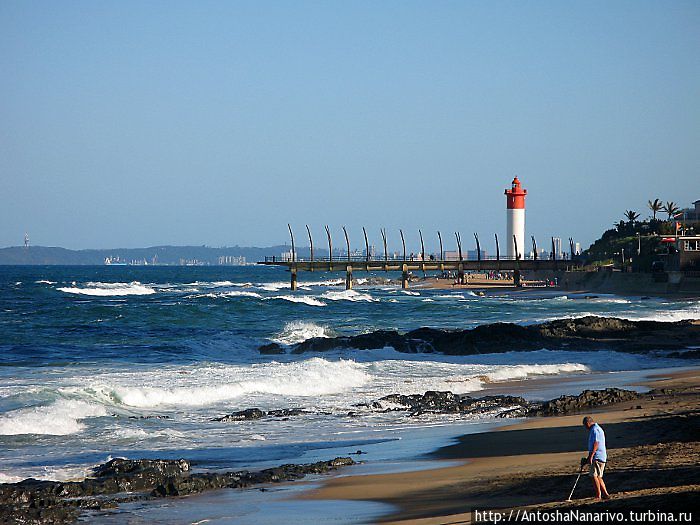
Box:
659 235 700 274
678 200 700 223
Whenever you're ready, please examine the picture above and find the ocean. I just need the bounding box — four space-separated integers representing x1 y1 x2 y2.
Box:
1 265 699 510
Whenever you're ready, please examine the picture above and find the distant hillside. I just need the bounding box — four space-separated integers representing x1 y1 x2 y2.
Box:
0 245 317 265
583 219 682 271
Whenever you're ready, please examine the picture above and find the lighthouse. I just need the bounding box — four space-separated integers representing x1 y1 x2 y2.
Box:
504 176 527 259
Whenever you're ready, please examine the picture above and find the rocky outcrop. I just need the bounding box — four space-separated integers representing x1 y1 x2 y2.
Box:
0 457 354 525
211 388 643 424
365 391 530 417
361 388 641 419
258 342 285 354
291 316 700 355
212 408 307 421
526 388 642 417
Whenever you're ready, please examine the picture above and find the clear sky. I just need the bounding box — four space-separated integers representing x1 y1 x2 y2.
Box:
1 1 698 252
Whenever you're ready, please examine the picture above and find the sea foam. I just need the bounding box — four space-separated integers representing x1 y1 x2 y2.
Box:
271 295 327 307
0 400 107 436
57 282 155 296
271 321 335 345
321 290 376 302
86 358 369 408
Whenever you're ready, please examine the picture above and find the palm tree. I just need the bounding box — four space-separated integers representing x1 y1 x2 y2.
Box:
662 201 680 220
624 210 640 224
648 198 662 220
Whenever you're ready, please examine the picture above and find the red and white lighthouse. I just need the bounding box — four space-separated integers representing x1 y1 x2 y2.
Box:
504 176 527 259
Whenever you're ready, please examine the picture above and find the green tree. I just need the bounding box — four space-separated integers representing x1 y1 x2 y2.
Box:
662 201 680 220
647 198 662 220
624 210 640 224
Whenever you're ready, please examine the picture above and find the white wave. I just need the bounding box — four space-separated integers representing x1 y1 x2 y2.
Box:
481 363 588 382
271 295 327 307
435 294 465 299
401 290 420 296
540 301 700 323
619 302 700 322
271 321 335 345
421 298 435 302
111 427 184 441
588 297 632 304
256 278 345 291
258 282 289 292
175 281 249 289
0 473 23 483
210 281 236 287
363 358 590 399
193 290 262 299
0 400 107 436
35 280 57 285
321 290 377 302
57 282 155 296
298 278 344 287
85 358 368 408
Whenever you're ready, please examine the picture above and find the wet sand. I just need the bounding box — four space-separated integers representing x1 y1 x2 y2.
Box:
302 369 700 524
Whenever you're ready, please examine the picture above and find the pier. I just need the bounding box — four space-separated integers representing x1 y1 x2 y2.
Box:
258 226 582 290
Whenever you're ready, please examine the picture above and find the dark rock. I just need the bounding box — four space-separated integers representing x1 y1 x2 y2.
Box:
258 342 286 355
526 388 641 417
0 457 354 524
267 408 306 418
367 388 642 419
212 408 266 422
374 390 530 417
212 407 307 422
291 316 700 356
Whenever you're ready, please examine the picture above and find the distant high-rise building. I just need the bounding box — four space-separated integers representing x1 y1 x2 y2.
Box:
466 249 487 260
218 255 247 266
552 237 563 259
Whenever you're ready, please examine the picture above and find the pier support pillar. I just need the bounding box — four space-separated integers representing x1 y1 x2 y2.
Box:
346 266 353 290
458 263 465 285
513 270 521 287
290 267 298 291
402 264 409 289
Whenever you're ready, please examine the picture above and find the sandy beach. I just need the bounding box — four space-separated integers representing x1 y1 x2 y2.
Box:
302 369 700 524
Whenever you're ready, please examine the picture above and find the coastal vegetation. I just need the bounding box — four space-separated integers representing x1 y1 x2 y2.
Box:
583 198 695 271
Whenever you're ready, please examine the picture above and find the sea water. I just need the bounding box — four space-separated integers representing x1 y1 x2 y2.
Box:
1 265 699 485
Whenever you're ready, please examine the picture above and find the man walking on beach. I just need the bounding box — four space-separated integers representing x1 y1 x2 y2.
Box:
583 416 610 500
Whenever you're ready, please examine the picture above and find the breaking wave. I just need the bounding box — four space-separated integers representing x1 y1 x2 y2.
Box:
57 282 155 296
480 363 589 383
271 321 336 345
271 295 327 307
193 290 262 299
0 400 107 436
321 290 376 302
83 358 369 408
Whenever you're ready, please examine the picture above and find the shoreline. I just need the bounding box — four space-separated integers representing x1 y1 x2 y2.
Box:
301 367 700 524
413 274 700 299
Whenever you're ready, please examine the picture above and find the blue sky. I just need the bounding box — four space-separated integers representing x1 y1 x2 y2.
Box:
1 1 698 252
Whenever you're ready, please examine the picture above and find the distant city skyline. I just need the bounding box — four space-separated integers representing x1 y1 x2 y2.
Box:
2 1 698 252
